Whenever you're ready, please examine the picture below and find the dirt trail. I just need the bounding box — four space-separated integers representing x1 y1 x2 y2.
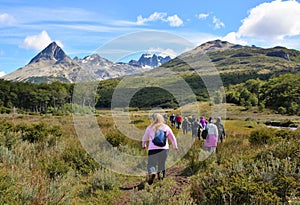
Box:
117 165 190 204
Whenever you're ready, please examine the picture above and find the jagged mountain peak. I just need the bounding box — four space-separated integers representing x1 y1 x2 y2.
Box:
83 53 111 63
129 53 172 68
28 42 70 64
74 53 113 67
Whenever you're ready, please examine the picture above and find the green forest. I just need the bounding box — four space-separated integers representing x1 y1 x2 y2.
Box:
1 72 300 115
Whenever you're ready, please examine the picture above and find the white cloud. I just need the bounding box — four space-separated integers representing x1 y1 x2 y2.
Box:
167 15 183 27
237 0 300 40
213 16 225 29
136 12 183 27
0 71 6 77
137 12 167 25
197 13 209 20
0 13 15 26
22 30 63 50
222 32 247 45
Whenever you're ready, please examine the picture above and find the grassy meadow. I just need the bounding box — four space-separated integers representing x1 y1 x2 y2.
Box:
0 102 299 204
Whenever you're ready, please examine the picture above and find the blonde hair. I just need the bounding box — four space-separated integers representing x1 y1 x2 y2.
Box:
150 113 165 131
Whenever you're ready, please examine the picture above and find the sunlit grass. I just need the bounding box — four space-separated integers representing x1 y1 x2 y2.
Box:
0 101 299 204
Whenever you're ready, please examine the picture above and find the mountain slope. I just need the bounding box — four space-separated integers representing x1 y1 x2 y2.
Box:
3 39 300 84
3 42 150 83
74 54 150 81
29 42 71 64
164 39 300 78
3 42 81 83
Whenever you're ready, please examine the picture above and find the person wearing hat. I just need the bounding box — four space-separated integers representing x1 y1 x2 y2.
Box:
203 117 219 154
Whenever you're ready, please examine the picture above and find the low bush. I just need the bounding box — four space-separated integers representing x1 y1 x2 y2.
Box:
249 127 276 145
105 129 128 147
88 168 117 192
62 142 98 175
190 137 300 204
40 156 69 179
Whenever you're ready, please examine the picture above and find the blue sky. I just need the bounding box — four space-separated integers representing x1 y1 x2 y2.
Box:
1 0 300 76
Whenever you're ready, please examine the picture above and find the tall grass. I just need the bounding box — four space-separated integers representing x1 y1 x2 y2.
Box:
0 106 299 204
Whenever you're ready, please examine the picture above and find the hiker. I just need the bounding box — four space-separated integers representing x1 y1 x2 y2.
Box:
169 114 175 127
188 116 194 132
182 117 189 135
175 114 183 129
200 116 207 128
203 117 219 154
215 117 226 143
142 113 178 184
191 118 202 140
163 114 168 124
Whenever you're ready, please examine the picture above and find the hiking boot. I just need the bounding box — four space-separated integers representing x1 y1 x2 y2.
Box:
158 172 164 180
147 172 156 185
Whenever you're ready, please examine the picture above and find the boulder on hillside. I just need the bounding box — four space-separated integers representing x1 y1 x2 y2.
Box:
266 50 290 60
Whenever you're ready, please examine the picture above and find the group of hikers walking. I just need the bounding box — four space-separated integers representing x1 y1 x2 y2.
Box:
142 112 226 185
168 114 226 144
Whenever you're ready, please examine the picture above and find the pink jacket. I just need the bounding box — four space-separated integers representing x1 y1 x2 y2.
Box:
142 124 178 150
204 123 219 147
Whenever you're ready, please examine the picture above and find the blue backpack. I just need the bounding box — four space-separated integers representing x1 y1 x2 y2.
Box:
152 130 167 147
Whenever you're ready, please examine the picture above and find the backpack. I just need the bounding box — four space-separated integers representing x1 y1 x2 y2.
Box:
152 129 167 147
192 121 199 132
201 128 208 140
216 123 224 135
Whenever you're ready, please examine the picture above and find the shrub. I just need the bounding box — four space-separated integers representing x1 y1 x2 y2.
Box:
0 132 18 150
249 127 276 145
41 157 69 179
62 143 98 175
105 129 128 147
278 106 287 114
190 138 300 204
190 162 282 204
21 121 49 143
20 121 62 144
88 168 117 192
0 106 12 114
0 119 14 132
131 178 188 205
0 171 17 203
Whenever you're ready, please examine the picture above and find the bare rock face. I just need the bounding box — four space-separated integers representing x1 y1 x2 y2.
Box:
129 54 171 68
29 42 70 64
266 50 290 60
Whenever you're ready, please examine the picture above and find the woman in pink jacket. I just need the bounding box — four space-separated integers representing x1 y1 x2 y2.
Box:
142 113 178 184
203 117 219 154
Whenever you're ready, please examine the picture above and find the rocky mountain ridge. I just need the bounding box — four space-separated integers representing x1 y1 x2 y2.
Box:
128 53 171 68
2 39 300 84
2 42 153 83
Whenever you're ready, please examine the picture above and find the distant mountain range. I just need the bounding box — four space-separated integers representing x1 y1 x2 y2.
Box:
128 53 171 68
2 39 300 83
2 42 171 83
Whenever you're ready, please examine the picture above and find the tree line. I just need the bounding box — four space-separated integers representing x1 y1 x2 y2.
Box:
0 80 72 114
0 72 299 115
226 73 300 115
